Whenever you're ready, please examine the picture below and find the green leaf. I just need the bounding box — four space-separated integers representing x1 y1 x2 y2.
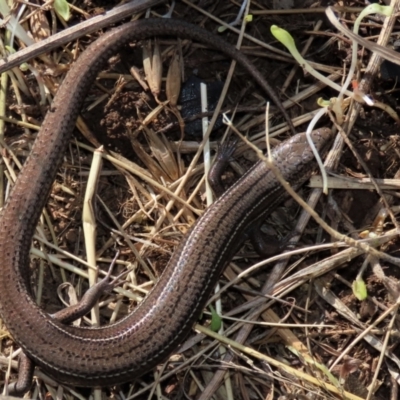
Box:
270 25 295 51
5 46 28 70
359 4 393 21
209 305 222 332
54 0 70 21
352 277 368 300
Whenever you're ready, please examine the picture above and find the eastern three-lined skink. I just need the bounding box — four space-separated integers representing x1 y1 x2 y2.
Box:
0 18 332 393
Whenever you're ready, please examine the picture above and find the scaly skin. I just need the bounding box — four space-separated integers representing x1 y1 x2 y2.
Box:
0 18 332 392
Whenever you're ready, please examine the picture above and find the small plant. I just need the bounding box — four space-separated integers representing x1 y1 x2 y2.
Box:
271 4 397 125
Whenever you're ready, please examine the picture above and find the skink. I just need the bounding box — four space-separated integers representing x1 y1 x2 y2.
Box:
0 19 333 390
